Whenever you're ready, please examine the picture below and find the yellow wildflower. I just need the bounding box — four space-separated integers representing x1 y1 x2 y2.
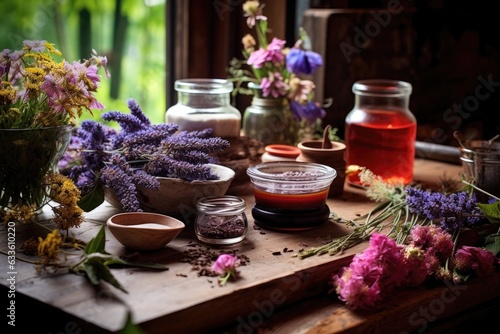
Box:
38 229 62 259
2 204 36 224
43 173 83 230
44 41 62 57
52 204 84 230
241 34 256 52
46 173 81 206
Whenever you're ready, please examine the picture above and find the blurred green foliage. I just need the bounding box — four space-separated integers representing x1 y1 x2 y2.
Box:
0 0 166 126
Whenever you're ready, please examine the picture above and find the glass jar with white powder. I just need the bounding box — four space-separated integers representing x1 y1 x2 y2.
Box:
165 79 241 139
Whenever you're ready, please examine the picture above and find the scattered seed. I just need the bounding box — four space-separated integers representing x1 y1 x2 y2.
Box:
181 243 250 278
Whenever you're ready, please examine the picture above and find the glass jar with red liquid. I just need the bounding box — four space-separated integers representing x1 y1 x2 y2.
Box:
345 80 416 186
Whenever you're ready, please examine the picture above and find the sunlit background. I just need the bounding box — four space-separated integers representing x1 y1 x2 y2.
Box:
0 0 167 124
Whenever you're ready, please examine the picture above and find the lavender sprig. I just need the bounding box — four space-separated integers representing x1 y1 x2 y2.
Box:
126 98 150 126
100 154 160 212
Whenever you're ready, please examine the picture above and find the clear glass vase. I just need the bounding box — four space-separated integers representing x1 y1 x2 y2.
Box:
0 125 73 212
242 84 297 146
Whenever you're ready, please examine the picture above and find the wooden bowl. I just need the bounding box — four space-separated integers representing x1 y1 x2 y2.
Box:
104 163 236 221
107 212 185 251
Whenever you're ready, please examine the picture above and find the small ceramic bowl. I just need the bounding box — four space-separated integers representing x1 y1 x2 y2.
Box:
107 212 185 251
104 163 235 218
261 144 301 162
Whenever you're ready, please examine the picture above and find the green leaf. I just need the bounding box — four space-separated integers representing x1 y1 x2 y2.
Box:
76 260 128 293
477 202 500 224
70 254 127 293
483 233 500 256
83 262 101 286
120 311 146 334
92 261 128 294
105 258 168 271
78 186 105 212
85 225 107 255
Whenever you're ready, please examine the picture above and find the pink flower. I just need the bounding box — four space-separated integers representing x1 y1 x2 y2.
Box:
23 40 47 52
330 233 406 310
247 48 268 68
333 267 382 310
261 72 288 98
211 254 241 286
247 38 286 69
265 38 286 63
403 246 428 286
409 225 454 261
454 246 498 277
400 225 455 283
242 0 267 28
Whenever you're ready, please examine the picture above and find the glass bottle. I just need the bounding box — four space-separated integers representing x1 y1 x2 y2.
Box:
345 79 416 186
165 79 241 139
195 196 248 245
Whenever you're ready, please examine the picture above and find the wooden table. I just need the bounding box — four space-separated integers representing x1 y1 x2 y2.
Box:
1 159 499 333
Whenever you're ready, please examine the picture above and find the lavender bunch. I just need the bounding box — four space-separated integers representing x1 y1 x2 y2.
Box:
405 187 484 231
66 98 230 212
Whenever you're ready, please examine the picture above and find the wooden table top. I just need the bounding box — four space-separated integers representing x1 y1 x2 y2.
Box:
2 159 499 333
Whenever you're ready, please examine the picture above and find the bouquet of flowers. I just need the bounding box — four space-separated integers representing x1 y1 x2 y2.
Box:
0 40 109 129
296 168 500 310
0 40 108 215
229 0 327 133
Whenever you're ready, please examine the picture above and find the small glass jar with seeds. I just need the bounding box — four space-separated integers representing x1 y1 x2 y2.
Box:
195 196 248 245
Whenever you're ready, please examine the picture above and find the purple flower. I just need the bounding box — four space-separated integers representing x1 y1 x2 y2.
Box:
127 98 151 126
406 187 483 231
286 47 323 75
289 100 326 123
67 99 230 212
100 154 159 212
102 111 147 134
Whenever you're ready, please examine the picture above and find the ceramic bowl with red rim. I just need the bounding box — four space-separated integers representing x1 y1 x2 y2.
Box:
246 161 337 230
261 144 301 162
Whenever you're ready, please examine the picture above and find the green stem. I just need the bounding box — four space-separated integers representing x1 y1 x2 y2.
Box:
445 228 461 272
296 201 409 259
0 250 38 264
255 20 267 49
462 180 500 201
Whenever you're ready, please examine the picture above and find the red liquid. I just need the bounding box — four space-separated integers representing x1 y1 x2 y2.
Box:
253 188 329 210
345 116 416 185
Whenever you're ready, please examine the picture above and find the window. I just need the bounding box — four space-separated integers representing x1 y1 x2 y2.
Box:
0 0 168 123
